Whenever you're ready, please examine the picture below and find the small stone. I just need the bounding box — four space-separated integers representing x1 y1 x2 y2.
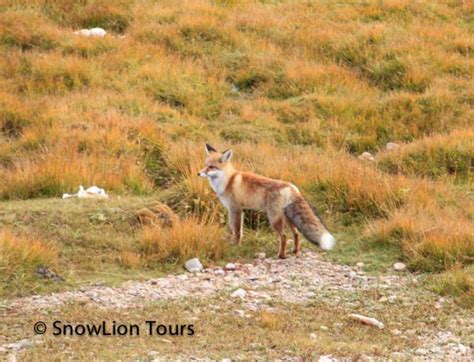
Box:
309 333 317 339
378 296 388 302
214 269 225 276
457 344 468 354
349 271 357 278
184 258 203 273
230 288 246 298
225 263 236 271
318 356 333 362
255 252 266 260
4 339 33 352
391 329 402 336
356 262 365 268
358 152 375 162
393 262 406 271
386 142 400 151
320 325 329 331
148 351 159 357
415 348 428 356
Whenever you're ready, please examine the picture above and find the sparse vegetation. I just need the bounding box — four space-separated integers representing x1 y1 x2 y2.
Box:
0 0 472 308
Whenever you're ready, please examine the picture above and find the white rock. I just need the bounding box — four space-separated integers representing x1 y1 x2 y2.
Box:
309 333 317 339
320 325 329 331
225 263 236 271
393 262 406 271
74 27 107 37
356 262 365 268
255 252 266 260
386 142 400 151
89 28 107 37
4 339 33 352
230 288 246 298
415 348 428 356
74 29 91 36
148 351 159 357
318 356 334 362
349 314 384 329
358 152 375 162
184 258 203 273
214 269 225 276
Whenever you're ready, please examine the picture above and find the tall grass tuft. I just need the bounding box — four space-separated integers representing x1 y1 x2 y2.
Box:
0 231 58 293
139 215 227 264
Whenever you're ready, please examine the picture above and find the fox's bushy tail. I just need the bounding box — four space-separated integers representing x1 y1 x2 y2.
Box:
284 196 336 250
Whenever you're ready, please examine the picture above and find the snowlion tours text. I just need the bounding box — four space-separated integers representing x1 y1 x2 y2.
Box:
33 321 195 337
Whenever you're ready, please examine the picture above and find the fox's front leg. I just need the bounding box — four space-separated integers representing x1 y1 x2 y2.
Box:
228 208 243 245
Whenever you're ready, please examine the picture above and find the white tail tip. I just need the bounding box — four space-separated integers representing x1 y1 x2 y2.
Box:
320 233 336 251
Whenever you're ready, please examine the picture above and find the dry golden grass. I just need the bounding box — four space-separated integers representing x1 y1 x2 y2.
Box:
377 129 474 183
139 215 227 264
0 0 472 292
365 204 474 272
0 230 58 293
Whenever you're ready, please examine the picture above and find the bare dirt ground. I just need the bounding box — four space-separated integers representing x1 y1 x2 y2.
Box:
1 251 472 360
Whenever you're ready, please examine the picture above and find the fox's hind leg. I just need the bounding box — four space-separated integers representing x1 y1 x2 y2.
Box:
285 218 300 256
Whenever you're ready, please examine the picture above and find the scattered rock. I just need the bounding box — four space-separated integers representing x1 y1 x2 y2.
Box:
358 152 375 162
393 262 406 271
309 333 317 339
74 28 107 37
356 262 365 268
230 288 247 298
255 252 266 260
184 258 203 273
225 263 236 271
415 348 428 356
318 355 334 362
3 339 33 352
148 351 159 357
320 325 329 331
349 314 384 329
36 266 64 282
386 142 400 151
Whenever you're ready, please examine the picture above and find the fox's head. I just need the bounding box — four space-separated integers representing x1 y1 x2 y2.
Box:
198 143 233 178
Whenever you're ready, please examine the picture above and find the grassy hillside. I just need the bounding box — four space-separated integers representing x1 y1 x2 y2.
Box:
0 0 472 303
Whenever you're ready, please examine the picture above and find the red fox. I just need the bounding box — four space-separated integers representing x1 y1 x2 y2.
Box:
198 144 336 258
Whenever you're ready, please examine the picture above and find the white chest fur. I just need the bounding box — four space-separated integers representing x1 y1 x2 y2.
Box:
208 173 227 196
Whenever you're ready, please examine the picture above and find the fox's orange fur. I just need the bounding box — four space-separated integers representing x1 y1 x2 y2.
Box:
198 144 335 258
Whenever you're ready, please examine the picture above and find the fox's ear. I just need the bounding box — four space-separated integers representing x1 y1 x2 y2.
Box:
220 149 233 163
205 143 218 155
